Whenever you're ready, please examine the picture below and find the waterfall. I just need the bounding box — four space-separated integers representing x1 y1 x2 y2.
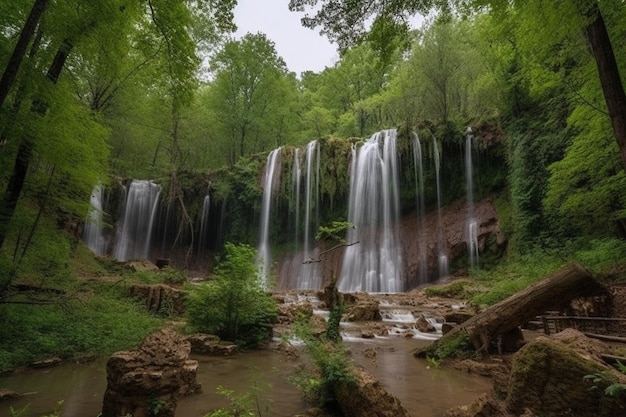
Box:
292 148 301 250
412 133 428 283
83 184 106 256
113 180 161 262
339 130 403 293
294 140 321 289
197 191 211 258
257 147 282 287
433 137 449 278
465 127 479 269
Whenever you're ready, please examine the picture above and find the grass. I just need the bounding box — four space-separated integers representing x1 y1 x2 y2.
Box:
464 238 626 307
0 243 167 373
0 290 161 373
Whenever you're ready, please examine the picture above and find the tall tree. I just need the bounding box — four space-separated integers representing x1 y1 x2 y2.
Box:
207 33 295 163
0 0 49 111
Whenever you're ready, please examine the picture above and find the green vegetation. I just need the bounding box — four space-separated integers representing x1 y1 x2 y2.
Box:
290 311 354 412
185 243 277 348
11 401 63 417
0 243 163 373
458 238 626 307
432 331 472 360
423 279 481 299
204 368 273 417
0 5 626 417
315 221 352 244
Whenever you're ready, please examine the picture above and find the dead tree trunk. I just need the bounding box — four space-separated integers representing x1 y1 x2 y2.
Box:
415 262 605 358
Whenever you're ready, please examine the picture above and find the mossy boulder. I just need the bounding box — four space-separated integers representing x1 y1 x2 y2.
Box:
506 329 626 417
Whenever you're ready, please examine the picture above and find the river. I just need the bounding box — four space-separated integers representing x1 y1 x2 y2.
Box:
0 336 490 417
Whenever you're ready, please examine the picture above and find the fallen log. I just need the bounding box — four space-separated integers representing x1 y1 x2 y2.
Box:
415 262 605 358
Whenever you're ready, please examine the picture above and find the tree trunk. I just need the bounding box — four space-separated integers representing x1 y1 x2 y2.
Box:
0 0 49 110
0 40 73 249
415 262 605 358
578 1 626 171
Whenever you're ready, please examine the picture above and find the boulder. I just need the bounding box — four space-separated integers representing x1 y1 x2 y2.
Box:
186 333 238 356
445 329 626 417
126 260 160 272
443 393 515 417
415 314 436 332
334 365 410 417
101 328 200 417
345 300 381 322
506 329 626 417
277 301 314 324
0 389 22 401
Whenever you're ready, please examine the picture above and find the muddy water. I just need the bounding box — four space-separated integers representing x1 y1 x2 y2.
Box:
0 338 490 417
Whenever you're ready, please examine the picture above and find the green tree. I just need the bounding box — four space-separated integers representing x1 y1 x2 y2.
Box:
0 0 237 253
206 33 297 164
289 0 626 171
186 243 277 347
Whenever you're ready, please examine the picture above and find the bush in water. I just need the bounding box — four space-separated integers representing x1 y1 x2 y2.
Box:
186 243 277 348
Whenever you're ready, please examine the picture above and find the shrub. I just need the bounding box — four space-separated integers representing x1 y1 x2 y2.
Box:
291 314 354 411
186 243 277 348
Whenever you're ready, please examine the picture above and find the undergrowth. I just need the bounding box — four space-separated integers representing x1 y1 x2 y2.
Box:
467 237 626 307
0 243 166 373
0 290 161 372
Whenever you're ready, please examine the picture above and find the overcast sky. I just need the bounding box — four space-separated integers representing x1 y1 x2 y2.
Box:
233 0 339 76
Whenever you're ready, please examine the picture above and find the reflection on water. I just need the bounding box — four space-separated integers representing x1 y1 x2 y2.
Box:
179 351 306 417
351 338 492 416
0 338 491 417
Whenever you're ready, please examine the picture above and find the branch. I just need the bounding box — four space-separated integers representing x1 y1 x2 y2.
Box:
302 241 359 264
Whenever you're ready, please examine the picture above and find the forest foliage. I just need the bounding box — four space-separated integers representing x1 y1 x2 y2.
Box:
0 0 625 286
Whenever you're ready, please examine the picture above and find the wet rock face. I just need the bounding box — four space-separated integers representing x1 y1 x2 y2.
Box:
400 198 505 287
280 197 504 290
101 329 200 417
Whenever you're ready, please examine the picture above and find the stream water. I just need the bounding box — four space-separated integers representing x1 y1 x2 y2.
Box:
0 337 490 417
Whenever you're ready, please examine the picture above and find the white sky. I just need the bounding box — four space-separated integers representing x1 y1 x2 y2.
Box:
233 0 339 76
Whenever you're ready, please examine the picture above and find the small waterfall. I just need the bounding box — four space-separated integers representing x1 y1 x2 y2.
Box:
113 180 161 262
197 191 211 258
465 127 479 269
83 184 106 256
292 148 301 250
295 140 321 289
412 133 428 283
339 130 403 293
257 147 282 287
433 137 448 278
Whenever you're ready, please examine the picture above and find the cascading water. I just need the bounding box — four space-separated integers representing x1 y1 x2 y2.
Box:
465 127 479 269
339 130 403 293
197 190 211 257
294 140 321 289
292 148 301 250
257 147 282 288
411 133 428 283
113 180 161 262
433 137 449 278
83 184 106 256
